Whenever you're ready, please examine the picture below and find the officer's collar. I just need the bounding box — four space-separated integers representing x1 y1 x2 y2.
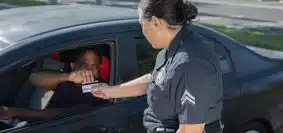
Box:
166 25 187 59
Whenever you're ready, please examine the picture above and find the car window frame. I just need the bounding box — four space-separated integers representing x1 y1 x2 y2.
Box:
0 39 119 132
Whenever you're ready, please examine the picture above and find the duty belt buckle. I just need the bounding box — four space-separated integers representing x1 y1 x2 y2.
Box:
155 127 175 133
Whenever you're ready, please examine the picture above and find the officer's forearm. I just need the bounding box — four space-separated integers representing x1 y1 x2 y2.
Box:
178 124 205 133
120 73 151 87
107 74 151 98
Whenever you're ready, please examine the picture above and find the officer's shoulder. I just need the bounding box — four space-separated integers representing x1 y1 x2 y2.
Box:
177 53 216 73
180 31 218 71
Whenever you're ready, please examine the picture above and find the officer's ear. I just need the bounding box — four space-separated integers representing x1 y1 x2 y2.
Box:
150 16 162 29
150 16 168 31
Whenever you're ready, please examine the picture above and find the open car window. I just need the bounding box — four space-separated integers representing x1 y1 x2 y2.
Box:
0 42 113 131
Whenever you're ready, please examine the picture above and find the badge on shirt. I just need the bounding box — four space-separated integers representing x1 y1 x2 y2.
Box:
155 67 166 86
181 89 196 106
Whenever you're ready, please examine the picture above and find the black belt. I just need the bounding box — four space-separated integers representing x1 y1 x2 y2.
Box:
204 120 224 133
154 120 224 133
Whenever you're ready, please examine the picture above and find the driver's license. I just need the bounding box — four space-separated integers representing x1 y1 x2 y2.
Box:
81 80 99 93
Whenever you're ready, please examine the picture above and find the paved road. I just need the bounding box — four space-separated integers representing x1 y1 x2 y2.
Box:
195 2 283 22
193 0 283 34
37 0 283 34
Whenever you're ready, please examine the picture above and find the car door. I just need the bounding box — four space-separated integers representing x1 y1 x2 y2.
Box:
0 27 147 133
1 98 147 133
113 30 149 133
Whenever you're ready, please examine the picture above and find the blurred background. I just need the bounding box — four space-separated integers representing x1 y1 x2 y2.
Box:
1 0 282 53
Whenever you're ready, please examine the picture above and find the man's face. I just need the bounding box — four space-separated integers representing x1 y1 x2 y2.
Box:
73 50 100 78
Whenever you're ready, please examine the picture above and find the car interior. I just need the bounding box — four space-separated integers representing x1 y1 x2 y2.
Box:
0 43 112 131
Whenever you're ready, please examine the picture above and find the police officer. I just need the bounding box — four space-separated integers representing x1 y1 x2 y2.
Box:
91 0 224 133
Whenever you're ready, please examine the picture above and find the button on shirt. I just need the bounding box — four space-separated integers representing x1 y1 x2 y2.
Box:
143 24 223 132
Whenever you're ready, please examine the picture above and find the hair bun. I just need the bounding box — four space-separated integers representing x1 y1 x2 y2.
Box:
182 1 198 21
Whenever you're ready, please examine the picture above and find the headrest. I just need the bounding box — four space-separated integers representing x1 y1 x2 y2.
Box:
51 52 61 61
51 51 75 62
99 56 110 81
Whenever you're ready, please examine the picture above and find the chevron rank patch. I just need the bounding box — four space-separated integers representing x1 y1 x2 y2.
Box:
181 90 196 106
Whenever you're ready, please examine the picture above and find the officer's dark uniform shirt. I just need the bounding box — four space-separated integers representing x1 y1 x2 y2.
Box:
143 24 223 132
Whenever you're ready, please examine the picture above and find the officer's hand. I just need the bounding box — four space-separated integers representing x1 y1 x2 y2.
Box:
91 84 111 99
68 70 94 84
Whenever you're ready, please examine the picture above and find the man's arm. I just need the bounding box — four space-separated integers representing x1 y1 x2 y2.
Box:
29 72 69 90
92 73 151 98
29 69 95 90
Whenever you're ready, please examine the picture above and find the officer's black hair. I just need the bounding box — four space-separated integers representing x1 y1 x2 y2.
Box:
138 0 198 25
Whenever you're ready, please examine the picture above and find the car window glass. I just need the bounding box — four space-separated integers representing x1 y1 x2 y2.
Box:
135 37 159 76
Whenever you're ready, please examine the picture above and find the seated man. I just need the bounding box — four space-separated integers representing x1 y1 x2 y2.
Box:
0 48 109 121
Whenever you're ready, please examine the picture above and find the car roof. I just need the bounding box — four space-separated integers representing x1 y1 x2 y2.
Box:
0 4 138 51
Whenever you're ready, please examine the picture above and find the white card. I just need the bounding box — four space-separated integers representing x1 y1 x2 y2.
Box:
82 80 99 93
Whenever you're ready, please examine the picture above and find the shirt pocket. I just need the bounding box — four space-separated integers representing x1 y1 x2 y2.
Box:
148 83 175 120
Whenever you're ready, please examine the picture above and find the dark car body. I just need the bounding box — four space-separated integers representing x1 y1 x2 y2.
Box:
0 4 283 133
0 3 16 10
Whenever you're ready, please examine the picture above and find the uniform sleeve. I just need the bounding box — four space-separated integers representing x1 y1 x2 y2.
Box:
173 60 220 124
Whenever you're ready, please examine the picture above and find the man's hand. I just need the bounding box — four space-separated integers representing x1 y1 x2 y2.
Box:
68 70 95 84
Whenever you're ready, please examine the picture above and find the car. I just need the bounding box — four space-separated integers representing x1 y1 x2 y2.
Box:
0 4 283 133
0 3 16 10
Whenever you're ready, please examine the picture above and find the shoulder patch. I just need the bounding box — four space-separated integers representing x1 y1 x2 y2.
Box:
181 90 195 106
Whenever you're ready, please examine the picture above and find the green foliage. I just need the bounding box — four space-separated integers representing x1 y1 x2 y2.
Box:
203 23 283 51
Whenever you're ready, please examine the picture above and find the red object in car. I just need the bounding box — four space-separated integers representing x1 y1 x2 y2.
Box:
51 52 60 61
100 56 110 81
